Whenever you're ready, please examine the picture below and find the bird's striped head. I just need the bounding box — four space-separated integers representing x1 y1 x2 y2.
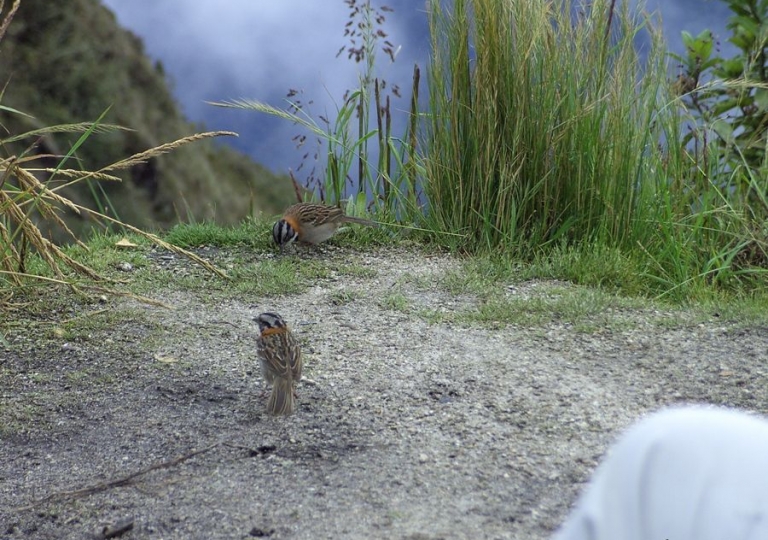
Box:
254 312 288 334
272 219 298 248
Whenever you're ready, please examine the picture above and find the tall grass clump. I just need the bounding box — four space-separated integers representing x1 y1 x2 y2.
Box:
634 96 767 296
211 1 421 221
423 0 669 254
0 125 232 288
657 11 768 294
422 0 768 297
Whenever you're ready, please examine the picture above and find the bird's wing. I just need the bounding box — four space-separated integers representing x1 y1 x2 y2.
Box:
289 334 302 381
313 205 345 225
257 335 291 378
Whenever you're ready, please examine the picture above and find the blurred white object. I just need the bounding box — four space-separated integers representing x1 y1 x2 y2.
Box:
555 406 768 540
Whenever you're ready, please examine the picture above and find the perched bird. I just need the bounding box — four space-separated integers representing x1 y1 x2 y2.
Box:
254 312 302 415
272 202 376 248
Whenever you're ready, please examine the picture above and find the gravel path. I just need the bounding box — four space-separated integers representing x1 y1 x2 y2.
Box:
2 247 767 539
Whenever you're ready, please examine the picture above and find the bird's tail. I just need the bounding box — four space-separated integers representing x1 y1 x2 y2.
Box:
267 377 296 415
341 215 377 227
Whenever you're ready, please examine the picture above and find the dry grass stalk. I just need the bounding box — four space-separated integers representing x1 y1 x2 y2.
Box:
1 122 130 145
14 164 83 216
37 169 123 184
100 131 238 173
1 133 233 308
0 182 69 280
0 220 22 285
0 0 21 43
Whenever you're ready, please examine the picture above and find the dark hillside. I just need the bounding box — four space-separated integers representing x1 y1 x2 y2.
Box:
0 0 293 238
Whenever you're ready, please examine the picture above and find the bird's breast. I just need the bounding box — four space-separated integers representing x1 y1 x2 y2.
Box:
299 222 340 244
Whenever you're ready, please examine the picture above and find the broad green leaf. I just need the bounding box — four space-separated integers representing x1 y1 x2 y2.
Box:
681 30 694 49
729 34 751 49
754 88 768 111
731 16 759 36
695 30 714 60
712 97 740 116
667 52 685 63
724 0 750 17
711 118 735 145
716 58 745 78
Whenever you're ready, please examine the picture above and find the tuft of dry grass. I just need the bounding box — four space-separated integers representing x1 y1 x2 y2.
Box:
1 131 233 287
99 131 238 174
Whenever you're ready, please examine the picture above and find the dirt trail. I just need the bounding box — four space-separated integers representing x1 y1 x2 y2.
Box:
2 248 767 539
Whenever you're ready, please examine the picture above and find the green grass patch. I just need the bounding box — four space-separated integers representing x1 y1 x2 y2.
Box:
228 258 331 297
334 263 378 279
413 282 649 330
3 220 391 311
164 217 396 252
328 290 360 306
474 287 634 328
13 232 152 280
407 249 768 328
381 291 410 312
127 255 329 299
0 398 49 438
164 220 269 248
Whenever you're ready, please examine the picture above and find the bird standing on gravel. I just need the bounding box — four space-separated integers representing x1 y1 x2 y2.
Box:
254 312 302 415
272 202 376 248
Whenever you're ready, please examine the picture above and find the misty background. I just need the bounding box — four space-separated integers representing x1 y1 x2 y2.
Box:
99 1 734 177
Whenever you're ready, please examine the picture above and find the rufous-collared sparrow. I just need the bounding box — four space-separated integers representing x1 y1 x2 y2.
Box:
272 202 376 248
254 312 302 415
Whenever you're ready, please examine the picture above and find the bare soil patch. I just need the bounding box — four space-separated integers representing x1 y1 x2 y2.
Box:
2 247 767 539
